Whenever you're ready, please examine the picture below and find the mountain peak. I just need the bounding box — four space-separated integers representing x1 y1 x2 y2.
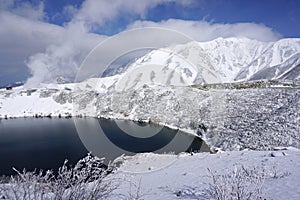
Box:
119 37 300 85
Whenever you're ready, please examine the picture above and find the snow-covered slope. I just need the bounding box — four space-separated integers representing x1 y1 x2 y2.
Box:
248 53 300 81
1 82 299 151
114 149 300 200
121 37 300 85
171 37 270 83
236 38 300 81
0 75 119 118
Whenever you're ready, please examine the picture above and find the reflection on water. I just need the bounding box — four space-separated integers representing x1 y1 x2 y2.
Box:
0 118 209 175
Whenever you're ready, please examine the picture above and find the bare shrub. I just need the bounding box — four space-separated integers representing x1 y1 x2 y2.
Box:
126 178 145 200
206 165 266 200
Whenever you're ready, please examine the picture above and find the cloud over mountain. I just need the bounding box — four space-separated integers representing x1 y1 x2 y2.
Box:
0 0 285 87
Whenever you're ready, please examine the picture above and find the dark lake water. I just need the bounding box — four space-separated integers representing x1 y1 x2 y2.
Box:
0 118 209 175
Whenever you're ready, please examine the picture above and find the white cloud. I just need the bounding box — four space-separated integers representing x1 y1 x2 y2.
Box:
70 0 191 30
25 0 190 86
0 0 282 87
127 19 281 42
0 0 45 21
0 0 14 10
0 1 51 86
62 5 78 20
0 11 105 87
25 27 106 87
0 12 63 86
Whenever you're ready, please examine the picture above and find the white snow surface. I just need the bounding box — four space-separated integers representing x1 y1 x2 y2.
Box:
0 75 120 118
123 37 300 85
0 87 73 118
112 148 300 200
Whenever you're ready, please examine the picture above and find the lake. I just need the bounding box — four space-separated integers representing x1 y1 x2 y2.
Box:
0 118 209 175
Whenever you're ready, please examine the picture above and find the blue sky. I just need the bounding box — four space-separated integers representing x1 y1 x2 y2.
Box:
0 0 300 86
43 0 300 37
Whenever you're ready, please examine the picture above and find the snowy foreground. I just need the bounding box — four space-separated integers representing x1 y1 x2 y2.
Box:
1 149 299 199
113 148 300 200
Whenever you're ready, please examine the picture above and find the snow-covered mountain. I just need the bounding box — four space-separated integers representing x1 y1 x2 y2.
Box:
117 37 300 88
247 53 300 81
1 37 300 151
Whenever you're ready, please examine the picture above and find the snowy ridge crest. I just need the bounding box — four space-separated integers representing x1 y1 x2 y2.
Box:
121 37 300 86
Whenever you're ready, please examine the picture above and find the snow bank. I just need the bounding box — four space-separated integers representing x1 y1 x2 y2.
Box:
113 148 300 200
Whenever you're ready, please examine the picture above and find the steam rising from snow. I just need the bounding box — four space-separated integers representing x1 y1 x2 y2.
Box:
25 23 105 87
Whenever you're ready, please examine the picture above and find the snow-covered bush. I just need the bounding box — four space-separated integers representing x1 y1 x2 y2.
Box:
0 169 53 200
0 154 118 200
206 165 266 200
